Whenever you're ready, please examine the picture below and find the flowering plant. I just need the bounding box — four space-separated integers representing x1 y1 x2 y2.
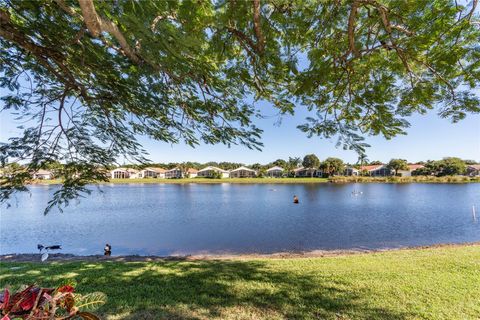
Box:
0 284 105 320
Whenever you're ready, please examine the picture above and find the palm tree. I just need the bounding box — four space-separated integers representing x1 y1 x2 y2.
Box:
178 162 189 178
357 154 369 176
286 157 301 177
288 157 302 178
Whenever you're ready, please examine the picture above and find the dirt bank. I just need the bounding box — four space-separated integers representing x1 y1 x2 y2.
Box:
1 242 479 263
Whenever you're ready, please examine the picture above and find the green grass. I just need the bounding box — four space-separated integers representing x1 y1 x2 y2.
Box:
2 245 480 319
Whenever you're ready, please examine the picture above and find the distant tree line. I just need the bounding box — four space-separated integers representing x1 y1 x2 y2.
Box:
4 156 474 179
410 158 469 176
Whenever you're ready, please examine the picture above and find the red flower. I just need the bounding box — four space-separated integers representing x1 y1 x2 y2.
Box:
57 285 75 293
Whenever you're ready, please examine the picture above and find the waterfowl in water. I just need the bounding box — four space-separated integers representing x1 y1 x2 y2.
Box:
293 195 299 204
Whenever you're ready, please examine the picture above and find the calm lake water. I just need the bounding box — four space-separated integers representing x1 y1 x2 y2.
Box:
1 183 479 256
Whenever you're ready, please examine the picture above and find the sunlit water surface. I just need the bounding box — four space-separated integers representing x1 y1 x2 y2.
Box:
1 183 479 255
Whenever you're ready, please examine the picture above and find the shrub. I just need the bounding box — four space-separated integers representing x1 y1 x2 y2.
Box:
328 175 479 184
209 171 223 179
0 284 105 320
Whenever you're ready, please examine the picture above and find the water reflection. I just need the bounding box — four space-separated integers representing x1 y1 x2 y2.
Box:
1 183 479 255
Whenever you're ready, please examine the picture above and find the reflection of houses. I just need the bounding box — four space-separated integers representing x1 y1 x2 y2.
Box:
33 169 53 180
197 166 230 178
110 168 139 179
230 166 256 178
397 164 424 177
467 165 480 176
345 167 360 176
360 165 392 176
138 167 166 178
266 166 284 178
294 167 322 177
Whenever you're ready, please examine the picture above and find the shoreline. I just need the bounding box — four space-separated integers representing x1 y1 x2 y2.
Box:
30 177 329 185
28 176 480 185
2 242 479 263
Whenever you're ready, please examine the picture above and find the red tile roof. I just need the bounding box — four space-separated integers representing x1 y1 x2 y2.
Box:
360 165 384 171
468 164 480 170
407 164 424 171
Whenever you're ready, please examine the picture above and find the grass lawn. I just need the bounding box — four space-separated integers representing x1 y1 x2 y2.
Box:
1 245 480 319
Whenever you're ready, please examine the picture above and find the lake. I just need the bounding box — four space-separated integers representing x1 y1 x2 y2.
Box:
1 183 479 256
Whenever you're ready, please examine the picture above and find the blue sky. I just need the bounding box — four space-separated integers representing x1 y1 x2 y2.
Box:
135 102 480 164
1 89 479 165
1 1 479 165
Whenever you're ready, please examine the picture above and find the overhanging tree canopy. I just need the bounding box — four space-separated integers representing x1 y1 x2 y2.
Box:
1 0 479 212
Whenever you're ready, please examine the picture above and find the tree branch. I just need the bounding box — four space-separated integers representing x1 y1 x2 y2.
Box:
252 0 265 54
465 0 478 21
77 0 101 36
0 8 89 99
57 0 142 64
54 0 78 17
226 27 257 61
150 14 178 31
348 0 360 58
390 24 414 36
53 0 185 81
97 16 141 64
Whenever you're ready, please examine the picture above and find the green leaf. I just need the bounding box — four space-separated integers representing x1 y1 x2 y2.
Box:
75 292 106 311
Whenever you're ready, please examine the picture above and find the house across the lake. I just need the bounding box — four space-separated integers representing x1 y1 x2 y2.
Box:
360 165 392 177
164 167 199 178
397 164 425 177
32 169 53 180
165 167 183 179
266 166 284 178
294 167 322 177
197 166 230 178
467 165 480 177
138 167 166 178
187 168 198 178
229 166 257 178
110 168 139 179
344 167 360 176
